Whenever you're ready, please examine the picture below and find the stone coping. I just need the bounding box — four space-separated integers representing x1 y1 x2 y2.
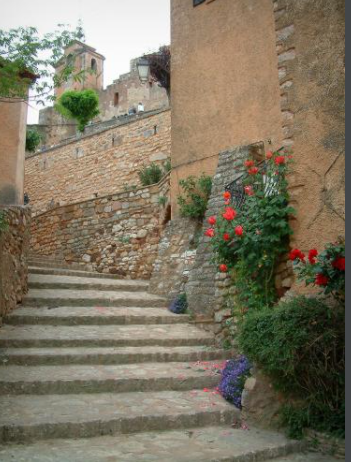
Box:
32 171 170 219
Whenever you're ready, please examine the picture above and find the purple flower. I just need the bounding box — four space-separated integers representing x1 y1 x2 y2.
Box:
219 356 251 409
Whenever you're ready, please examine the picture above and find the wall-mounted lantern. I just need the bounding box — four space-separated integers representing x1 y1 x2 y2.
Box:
137 58 150 84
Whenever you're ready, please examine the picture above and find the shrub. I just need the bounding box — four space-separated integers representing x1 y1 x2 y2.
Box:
138 163 163 186
163 159 171 173
177 174 212 221
239 296 345 438
219 356 251 409
55 89 100 132
169 293 188 314
25 129 41 152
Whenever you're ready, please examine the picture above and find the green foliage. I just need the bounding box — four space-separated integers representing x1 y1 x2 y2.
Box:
158 196 167 207
0 211 7 234
177 174 212 221
138 163 163 186
210 150 294 311
292 239 345 303
55 89 100 132
25 128 41 152
163 159 171 173
0 24 85 104
239 296 345 438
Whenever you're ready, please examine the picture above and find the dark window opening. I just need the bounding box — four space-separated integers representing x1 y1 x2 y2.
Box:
193 0 206 6
114 93 119 106
91 58 97 71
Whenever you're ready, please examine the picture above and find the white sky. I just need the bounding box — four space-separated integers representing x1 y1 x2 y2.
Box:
0 0 170 123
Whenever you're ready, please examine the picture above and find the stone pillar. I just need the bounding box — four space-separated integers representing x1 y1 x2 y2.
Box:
0 99 28 205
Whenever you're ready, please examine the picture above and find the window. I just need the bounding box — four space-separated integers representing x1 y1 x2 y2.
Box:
114 93 119 106
193 0 206 6
66 54 74 66
91 59 97 71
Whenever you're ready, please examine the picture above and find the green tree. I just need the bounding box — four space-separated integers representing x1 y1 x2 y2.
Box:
25 129 42 152
0 24 85 105
55 89 100 133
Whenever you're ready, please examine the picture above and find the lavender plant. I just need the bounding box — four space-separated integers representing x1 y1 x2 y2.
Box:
219 356 251 409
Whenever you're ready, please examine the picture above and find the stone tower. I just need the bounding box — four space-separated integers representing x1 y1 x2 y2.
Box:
54 40 105 98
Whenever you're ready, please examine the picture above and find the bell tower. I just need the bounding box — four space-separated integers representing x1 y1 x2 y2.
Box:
54 41 105 98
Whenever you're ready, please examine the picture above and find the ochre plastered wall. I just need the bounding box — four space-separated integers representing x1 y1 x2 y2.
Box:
273 0 345 254
25 110 171 214
0 99 28 205
171 0 283 215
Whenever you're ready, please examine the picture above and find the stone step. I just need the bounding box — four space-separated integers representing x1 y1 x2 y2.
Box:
0 361 224 395
28 260 89 271
0 390 240 443
29 266 129 280
23 288 166 308
5 306 186 326
0 426 305 461
0 324 213 348
28 273 149 292
0 346 233 366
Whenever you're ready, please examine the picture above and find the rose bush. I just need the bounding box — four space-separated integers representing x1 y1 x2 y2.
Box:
206 149 294 311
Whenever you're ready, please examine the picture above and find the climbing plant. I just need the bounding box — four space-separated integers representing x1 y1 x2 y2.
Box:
177 174 212 222
25 128 42 152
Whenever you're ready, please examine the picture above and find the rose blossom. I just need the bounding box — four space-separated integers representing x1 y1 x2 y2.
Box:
308 249 318 264
332 257 345 271
235 226 244 237
244 185 254 196
205 228 215 238
223 191 231 201
266 151 273 159
289 248 305 261
219 264 228 273
208 216 216 226
248 167 259 175
223 233 230 241
315 274 329 286
222 207 237 221
274 156 286 165
244 160 255 168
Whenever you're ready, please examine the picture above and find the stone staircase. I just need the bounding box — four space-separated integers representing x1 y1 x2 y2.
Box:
0 262 331 461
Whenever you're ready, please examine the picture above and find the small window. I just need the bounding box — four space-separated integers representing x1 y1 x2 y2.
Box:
114 93 119 106
91 58 97 71
193 0 206 6
66 54 74 66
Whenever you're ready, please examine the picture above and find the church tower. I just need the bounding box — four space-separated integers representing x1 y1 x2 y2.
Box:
54 41 105 98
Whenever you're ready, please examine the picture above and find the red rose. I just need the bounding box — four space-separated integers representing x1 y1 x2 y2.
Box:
244 185 254 196
223 191 231 201
275 156 286 165
235 225 244 237
205 228 215 238
332 257 345 271
223 233 230 241
222 207 237 221
244 160 255 168
308 249 318 264
289 248 305 261
266 151 273 159
315 274 329 286
219 264 228 273
248 167 259 175
208 216 216 226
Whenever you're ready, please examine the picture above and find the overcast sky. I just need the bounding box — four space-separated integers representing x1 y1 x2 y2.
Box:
0 0 170 123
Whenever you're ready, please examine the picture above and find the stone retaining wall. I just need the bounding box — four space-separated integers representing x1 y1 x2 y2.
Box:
149 218 198 301
0 206 31 324
25 109 171 214
30 175 170 279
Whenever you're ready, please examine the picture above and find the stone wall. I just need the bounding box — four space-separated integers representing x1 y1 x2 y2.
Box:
30 175 170 279
0 206 31 324
186 143 265 334
273 0 345 266
25 109 171 214
149 218 198 301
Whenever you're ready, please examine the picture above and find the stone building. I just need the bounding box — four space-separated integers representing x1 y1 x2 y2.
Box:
35 42 169 148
